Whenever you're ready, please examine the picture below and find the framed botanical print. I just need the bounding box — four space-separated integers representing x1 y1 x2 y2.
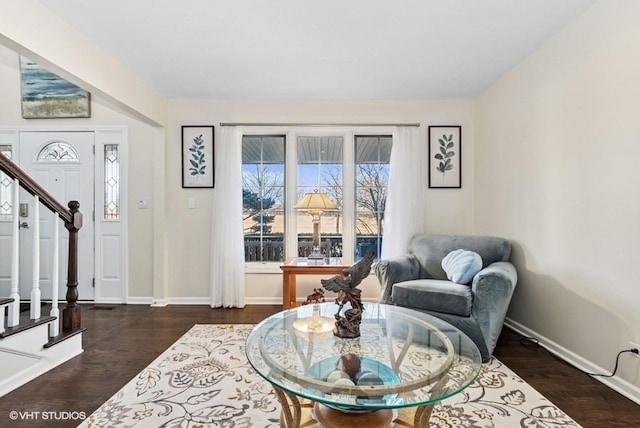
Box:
428 126 461 188
182 126 214 188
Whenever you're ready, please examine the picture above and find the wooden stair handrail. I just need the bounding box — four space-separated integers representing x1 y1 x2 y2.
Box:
0 152 73 224
0 151 83 333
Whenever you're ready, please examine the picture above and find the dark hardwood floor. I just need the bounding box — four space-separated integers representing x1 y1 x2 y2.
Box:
0 304 638 427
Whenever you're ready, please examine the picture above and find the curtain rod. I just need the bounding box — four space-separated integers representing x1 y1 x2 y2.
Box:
219 122 420 127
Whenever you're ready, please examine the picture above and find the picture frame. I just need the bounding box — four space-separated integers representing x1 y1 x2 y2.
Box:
428 126 461 188
20 56 91 119
182 126 215 188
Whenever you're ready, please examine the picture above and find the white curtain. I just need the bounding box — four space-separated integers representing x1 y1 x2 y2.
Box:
210 126 245 308
381 126 427 258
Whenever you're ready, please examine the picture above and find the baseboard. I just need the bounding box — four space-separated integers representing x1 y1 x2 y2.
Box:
126 296 155 305
245 297 282 305
165 297 210 305
244 297 379 305
505 317 640 405
130 296 381 306
93 297 125 304
128 297 212 306
127 296 281 306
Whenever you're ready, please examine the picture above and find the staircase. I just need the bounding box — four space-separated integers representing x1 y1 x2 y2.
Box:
0 153 85 397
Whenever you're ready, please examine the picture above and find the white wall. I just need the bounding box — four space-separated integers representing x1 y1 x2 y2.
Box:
167 99 476 303
2 0 637 401
0 0 166 126
2 41 477 305
0 44 157 300
475 0 640 391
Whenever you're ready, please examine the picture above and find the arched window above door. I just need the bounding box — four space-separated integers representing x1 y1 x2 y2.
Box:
36 140 79 162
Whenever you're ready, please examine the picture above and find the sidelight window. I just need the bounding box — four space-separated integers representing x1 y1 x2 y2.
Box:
0 145 13 220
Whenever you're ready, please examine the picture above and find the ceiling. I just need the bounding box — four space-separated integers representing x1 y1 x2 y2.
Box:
36 0 597 100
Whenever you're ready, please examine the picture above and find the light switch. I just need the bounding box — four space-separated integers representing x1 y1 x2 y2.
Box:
188 197 196 209
138 198 149 209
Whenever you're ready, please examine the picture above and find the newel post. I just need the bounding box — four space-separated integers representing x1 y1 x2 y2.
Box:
63 200 82 331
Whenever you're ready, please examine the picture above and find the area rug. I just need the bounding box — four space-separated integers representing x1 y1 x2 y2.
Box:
79 324 582 427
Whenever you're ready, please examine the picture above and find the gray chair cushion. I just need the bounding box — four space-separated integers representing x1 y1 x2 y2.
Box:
409 234 511 280
391 279 473 317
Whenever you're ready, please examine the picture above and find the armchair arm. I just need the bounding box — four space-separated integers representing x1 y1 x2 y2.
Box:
375 255 422 304
471 261 518 356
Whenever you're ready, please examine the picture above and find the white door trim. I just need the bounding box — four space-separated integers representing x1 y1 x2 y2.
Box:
0 125 128 304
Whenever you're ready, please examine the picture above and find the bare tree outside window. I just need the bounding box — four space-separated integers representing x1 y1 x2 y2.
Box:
241 133 391 264
355 163 388 236
355 136 392 260
242 135 285 262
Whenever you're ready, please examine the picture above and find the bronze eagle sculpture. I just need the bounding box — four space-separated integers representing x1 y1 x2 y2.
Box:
321 251 375 338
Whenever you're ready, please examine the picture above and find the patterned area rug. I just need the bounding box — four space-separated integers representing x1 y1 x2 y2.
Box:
79 324 582 427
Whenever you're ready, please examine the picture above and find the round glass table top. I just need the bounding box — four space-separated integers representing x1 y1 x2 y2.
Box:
246 303 482 411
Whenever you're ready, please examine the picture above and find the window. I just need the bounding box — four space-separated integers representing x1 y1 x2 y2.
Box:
242 130 392 264
355 136 391 261
0 145 13 220
104 144 120 220
36 140 79 162
297 136 343 257
242 135 285 262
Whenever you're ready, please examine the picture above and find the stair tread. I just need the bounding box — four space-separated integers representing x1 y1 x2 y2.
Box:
0 297 14 306
45 327 87 348
0 316 56 338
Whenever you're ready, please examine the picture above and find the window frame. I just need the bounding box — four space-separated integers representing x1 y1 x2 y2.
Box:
243 126 393 273
242 134 286 264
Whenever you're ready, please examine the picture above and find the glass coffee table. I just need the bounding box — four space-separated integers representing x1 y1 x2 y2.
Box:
246 303 482 427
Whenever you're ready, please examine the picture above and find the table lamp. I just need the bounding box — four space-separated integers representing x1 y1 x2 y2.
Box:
294 189 338 261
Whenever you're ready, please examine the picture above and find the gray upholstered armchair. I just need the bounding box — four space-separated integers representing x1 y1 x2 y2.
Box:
375 234 517 361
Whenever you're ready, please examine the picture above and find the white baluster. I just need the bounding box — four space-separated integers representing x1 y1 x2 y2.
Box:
0 301 6 334
49 214 60 337
30 195 41 320
8 179 20 327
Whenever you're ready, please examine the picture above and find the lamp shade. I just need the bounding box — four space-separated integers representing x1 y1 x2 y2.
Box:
294 191 338 211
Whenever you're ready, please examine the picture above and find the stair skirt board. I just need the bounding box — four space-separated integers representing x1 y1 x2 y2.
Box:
0 325 84 398
0 348 43 397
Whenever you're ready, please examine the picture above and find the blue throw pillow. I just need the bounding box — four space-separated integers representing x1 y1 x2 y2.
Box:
441 249 483 285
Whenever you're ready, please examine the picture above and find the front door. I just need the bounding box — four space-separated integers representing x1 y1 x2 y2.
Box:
18 131 94 301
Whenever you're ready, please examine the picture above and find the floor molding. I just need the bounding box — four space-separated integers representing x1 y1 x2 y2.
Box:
505 317 640 405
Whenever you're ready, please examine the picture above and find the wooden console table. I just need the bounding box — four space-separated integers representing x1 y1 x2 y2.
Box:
280 257 350 309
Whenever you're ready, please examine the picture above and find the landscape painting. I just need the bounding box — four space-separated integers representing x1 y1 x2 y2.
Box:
20 56 91 119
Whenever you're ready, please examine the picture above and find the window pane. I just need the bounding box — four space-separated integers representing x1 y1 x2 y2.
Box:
355 135 392 261
296 136 342 257
242 135 285 262
0 145 13 220
37 140 79 162
104 144 120 220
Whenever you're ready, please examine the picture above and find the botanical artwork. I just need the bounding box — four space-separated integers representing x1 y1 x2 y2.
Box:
188 134 207 177
20 56 91 119
182 126 214 188
435 133 456 175
80 324 582 428
429 126 461 188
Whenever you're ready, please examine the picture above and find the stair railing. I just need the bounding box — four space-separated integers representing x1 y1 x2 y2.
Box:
0 152 82 336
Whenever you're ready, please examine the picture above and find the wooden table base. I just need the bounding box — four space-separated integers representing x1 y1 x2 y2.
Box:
273 387 436 428
313 403 393 428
